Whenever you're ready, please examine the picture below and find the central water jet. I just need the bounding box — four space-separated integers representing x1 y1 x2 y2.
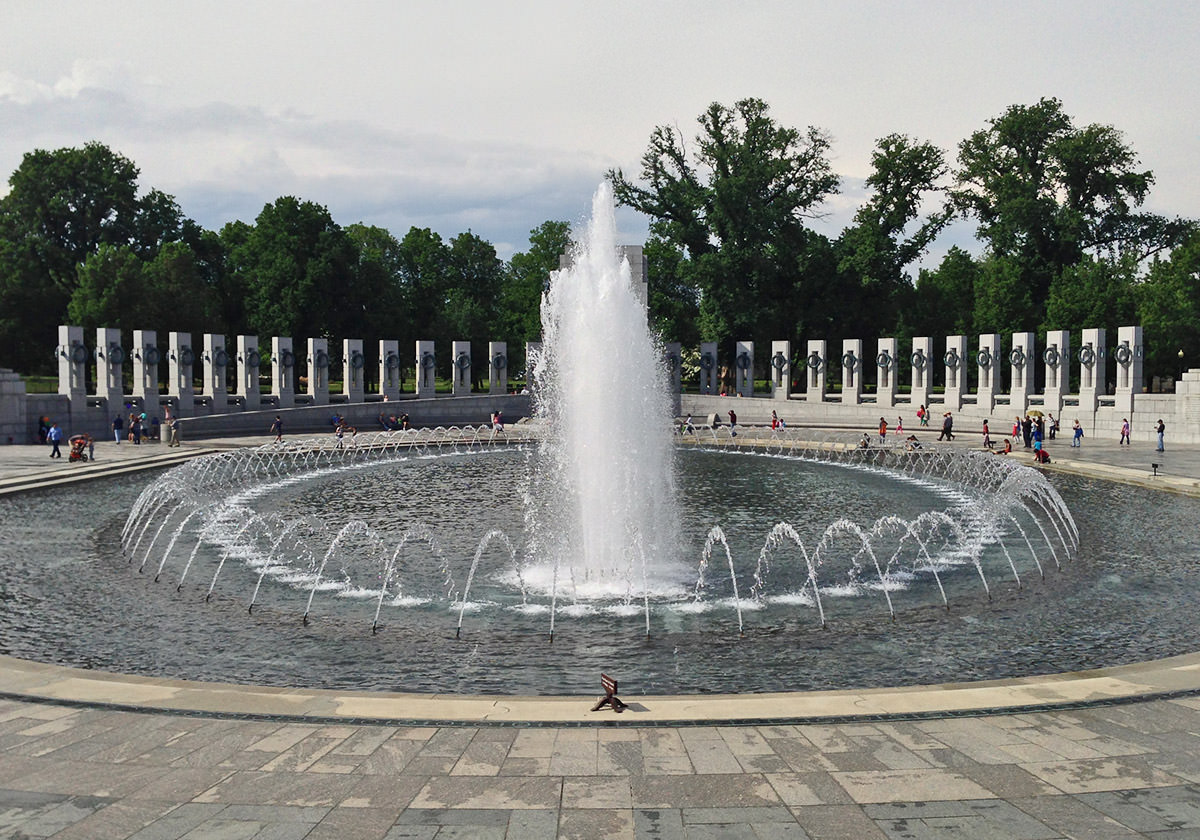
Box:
527 183 683 599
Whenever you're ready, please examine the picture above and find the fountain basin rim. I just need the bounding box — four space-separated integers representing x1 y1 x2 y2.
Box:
8 430 1196 722
3 650 1200 726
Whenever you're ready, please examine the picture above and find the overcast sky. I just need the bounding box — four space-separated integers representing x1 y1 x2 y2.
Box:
2 1 1197 268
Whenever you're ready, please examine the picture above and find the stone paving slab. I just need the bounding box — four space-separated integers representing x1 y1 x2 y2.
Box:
2 696 1200 837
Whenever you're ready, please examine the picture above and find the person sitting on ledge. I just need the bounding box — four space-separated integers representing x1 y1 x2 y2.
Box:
904 434 922 451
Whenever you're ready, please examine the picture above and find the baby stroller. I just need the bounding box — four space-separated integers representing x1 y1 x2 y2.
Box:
68 434 92 462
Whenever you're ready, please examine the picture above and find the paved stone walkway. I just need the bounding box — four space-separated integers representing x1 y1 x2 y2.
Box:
2 429 1200 838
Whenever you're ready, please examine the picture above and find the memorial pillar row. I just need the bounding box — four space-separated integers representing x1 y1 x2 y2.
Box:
770 341 791 401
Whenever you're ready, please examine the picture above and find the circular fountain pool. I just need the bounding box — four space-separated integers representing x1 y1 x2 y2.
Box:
3 434 1199 696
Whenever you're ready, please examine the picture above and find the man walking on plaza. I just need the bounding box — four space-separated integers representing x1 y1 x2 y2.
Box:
46 422 64 458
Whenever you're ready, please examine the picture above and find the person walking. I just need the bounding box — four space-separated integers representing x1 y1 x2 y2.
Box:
982 419 993 449
1156 418 1166 452
1120 418 1131 446
896 416 903 437
728 409 738 437
168 416 181 447
46 422 64 458
112 414 123 444
938 412 954 441
270 415 283 443
918 405 929 427
1072 419 1084 447
878 417 888 443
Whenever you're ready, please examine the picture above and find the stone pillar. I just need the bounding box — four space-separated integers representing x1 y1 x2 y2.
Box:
1009 331 1036 414
271 336 295 409
168 332 195 414
307 338 330 406
0 368 28 444
415 340 436 398
1043 329 1070 418
1078 328 1106 413
910 336 932 413
343 338 365 403
943 335 968 412
840 339 863 405
876 338 898 409
664 342 682 415
770 341 791 400
976 333 1001 415
379 339 401 401
734 341 753 397
132 329 160 415
699 342 718 395
57 325 88 416
488 342 507 395
1114 325 1144 416
95 327 124 414
203 334 229 410
236 335 262 411
525 341 542 396
452 340 472 396
805 340 827 402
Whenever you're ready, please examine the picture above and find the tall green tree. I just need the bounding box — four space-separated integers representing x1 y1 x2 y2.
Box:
445 231 505 385
501 220 571 348
609 98 839 354
227 197 358 341
1137 231 1200 380
952 97 1188 327
836 133 951 335
908 246 979 338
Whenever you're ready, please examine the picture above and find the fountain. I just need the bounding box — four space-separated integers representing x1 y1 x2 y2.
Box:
3 186 1200 696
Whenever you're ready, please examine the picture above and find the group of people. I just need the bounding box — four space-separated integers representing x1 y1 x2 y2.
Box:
377 412 411 431
112 410 169 445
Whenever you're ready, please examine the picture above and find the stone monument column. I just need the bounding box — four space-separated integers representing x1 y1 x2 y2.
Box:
95 327 124 414
943 335 968 412
805 340 827 402
841 339 863 405
132 329 160 416
1114 325 1144 417
665 342 682 415
343 338 365 403
57 325 88 416
699 342 718 395
488 342 507 395
976 333 1001 415
379 340 401 401
734 341 754 397
236 335 261 411
1043 329 1070 418
1009 331 1036 414
203 334 229 411
307 338 330 405
452 341 472 396
876 337 898 409
770 341 791 401
415 340 436 398
910 336 932 413
271 336 295 409
1078 327 1106 413
168 332 195 415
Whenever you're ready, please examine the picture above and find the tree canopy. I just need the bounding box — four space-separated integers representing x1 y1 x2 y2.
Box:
1 96 1196 385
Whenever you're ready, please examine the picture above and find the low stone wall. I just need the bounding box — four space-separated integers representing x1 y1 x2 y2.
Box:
682 390 1200 445
176 393 531 439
